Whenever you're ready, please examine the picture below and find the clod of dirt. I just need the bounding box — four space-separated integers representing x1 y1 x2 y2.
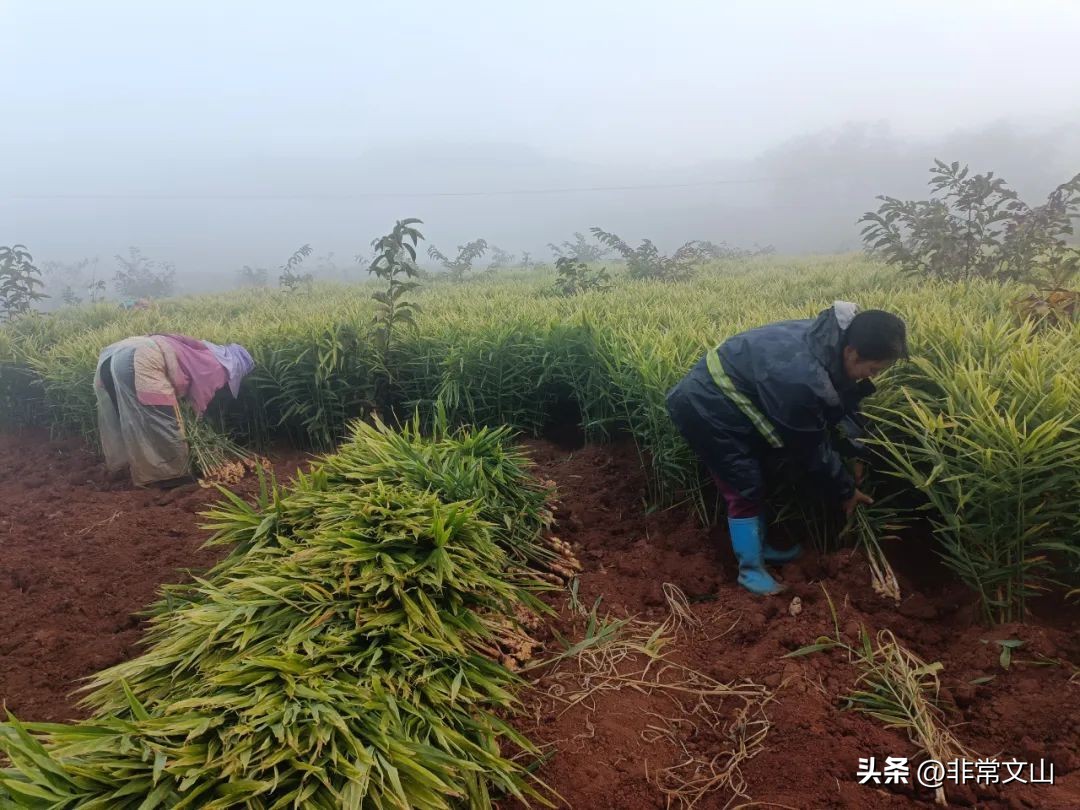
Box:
642 582 666 607
821 554 843 577
952 683 977 708
897 592 938 619
781 561 806 582
746 610 768 630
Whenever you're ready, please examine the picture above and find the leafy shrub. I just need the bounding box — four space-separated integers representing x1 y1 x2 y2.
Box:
698 240 775 260
548 232 607 263
113 247 175 299
860 160 1080 287
278 244 314 292
237 265 269 287
87 278 107 303
427 239 488 282
589 228 706 282
487 246 516 269
41 257 99 305
552 256 611 296
0 245 47 319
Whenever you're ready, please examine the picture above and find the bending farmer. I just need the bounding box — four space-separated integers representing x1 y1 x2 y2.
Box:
94 334 254 486
666 302 908 596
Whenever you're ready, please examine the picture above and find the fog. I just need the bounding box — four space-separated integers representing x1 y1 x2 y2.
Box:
4 1 1079 295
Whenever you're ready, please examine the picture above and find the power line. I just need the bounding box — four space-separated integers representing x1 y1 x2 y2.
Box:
7 173 841 201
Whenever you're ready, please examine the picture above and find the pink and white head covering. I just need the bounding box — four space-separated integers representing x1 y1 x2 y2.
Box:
202 341 255 398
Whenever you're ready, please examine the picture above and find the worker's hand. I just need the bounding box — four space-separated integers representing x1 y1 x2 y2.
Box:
842 489 874 517
854 460 867 486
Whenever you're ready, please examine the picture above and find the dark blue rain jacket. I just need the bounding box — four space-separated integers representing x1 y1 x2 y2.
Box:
666 302 875 503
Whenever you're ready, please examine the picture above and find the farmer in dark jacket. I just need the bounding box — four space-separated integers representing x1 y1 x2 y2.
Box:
666 302 908 595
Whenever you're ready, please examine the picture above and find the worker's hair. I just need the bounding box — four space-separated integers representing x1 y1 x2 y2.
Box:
844 310 909 361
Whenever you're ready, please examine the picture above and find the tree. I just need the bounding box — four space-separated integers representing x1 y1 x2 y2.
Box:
367 219 424 408
80 259 108 303
41 257 100 306
860 160 1080 286
238 266 269 288
548 232 606 263
589 228 706 282
697 240 775 260
87 278 107 303
427 239 488 282
113 247 175 299
487 246 516 270
279 244 314 293
42 257 97 296
0 245 48 320
552 256 611 296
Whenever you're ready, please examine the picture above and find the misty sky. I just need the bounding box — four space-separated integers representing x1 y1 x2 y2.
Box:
4 1 1080 289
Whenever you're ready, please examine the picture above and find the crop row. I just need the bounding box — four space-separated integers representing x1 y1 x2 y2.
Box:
2 256 1077 620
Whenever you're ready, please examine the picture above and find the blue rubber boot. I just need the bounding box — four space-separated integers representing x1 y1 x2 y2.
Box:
728 517 786 595
760 517 803 564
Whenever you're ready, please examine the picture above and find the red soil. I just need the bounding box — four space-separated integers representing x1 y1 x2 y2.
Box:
514 438 1080 810
0 429 311 722
0 430 1077 808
